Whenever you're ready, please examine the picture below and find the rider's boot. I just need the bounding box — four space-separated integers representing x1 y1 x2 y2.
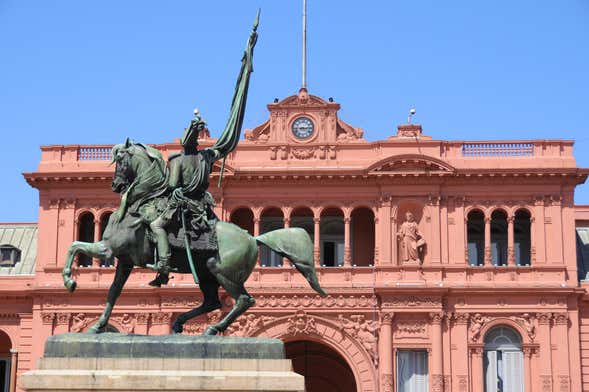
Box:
149 272 170 287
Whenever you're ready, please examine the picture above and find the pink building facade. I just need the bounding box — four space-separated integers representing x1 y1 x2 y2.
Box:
1 89 589 391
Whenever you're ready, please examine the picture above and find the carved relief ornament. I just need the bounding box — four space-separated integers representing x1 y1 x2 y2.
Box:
383 296 442 308
255 294 377 309
338 314 380 362
286 310 317 335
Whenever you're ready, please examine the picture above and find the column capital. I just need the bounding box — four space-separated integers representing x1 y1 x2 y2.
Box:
470 346 484 356
380 312 394 325
429 312 444 324
537 312 552 325
553 313 568 325
9 348 18 354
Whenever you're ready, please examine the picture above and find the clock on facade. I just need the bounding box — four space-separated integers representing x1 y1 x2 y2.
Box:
291 117 315 139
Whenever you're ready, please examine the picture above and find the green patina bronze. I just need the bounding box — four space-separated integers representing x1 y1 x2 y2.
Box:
61 11 327 336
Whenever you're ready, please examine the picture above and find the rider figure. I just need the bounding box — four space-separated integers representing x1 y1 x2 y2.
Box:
147 109 220 284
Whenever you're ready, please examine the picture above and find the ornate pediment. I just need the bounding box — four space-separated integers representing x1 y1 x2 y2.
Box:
242 88 364 145
275 89 331 107
368 154 455 175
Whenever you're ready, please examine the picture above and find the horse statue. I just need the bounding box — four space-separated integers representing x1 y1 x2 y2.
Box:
61 140 326 335
60 11 327 335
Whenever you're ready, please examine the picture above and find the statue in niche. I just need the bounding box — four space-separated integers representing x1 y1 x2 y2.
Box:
397 211 426 264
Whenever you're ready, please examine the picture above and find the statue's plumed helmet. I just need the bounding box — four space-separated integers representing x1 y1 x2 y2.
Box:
181 110 206 148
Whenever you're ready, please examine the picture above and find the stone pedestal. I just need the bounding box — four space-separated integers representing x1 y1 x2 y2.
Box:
20 333 304 392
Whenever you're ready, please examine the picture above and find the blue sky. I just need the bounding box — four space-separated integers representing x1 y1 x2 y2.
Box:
0 1 588 222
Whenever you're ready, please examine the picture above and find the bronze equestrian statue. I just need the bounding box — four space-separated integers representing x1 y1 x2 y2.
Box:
61 12 327 335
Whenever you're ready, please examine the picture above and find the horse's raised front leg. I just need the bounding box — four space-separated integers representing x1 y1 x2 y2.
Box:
87 261 133 334
62 241 112 292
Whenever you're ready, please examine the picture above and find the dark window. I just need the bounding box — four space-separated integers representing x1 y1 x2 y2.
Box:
322 242 336 267
77 212 95 267
0 359 6 392
491 210 508 266
514 209 531 266
467 210 485 266
0 245 21 267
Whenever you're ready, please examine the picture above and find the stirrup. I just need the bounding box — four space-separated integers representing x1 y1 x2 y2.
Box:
146 259 174 274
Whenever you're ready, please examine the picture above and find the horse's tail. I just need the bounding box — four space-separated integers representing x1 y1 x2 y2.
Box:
256 228 327 296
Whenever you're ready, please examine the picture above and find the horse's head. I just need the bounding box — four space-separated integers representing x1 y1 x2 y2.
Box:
110 138 166 194
111 139 134 194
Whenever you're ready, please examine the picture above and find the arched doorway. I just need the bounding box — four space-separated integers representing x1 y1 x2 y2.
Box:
0 330 12 392
285 340 356 392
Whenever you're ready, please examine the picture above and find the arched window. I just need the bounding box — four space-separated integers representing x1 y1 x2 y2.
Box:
77 212 95 267
514 209 531 266
491 210 508 266
351 207 375 267
483 326 523 392
230 207 254 236
320 208 344 267
290 207 314 238
100 212 112 239
0 245 21 267
260 207 284 267
467 210 485 266
0 330 12 392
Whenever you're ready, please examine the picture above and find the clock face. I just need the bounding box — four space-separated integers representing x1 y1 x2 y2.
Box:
291 117 315 139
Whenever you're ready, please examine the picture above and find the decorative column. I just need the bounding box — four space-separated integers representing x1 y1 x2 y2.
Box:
283 210 291 268
537 313 553 390
552 313 570 391
93 217 101 266
530 216 536 264
451 313 470 390
533 196 546 263
484 216 492 265
391 208 398 265
507 216 515 266
313 215 321 267
522 347 533 392
373 212 380 265
9 349 17 392
378 196 392 265
470 347 484 392
430 312 444 392
343 214 351 267
378 312 394 392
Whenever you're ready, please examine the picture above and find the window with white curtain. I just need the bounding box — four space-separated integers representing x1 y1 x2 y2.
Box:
396 350 428 392
483 326 524 392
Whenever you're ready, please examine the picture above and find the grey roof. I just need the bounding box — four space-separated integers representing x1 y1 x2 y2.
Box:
0 223 37 275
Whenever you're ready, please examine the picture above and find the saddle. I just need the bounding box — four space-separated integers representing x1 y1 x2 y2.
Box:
167 212 219 252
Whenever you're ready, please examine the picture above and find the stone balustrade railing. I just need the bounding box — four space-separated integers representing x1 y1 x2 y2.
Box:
38 139 575 163
461 142 534 157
